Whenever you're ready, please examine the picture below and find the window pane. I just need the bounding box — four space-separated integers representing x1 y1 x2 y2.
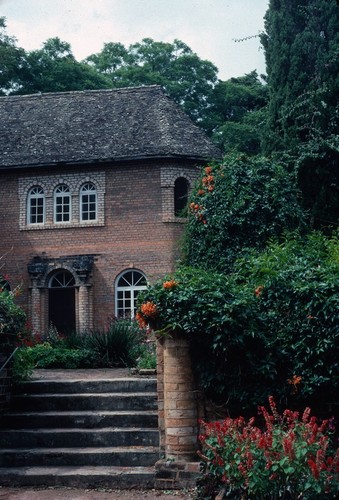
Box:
115 270 147 319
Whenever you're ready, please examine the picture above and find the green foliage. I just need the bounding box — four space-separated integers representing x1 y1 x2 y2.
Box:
85 37 219 127
198 397 339 499
260 1 339 228
33 344 96 369
184 156 307 272
138 231 338 410
17 37 111 95
11 320 147 381
11 347 35 383
261 0 339 152
0 17 27 94
210 71 268 154
84 319 143 367
136 340 157 370
0 288 26 336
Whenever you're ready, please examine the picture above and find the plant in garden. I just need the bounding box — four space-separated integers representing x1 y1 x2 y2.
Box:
137 231 338 411
84 319 143 367
198 397 339 499
136 339 157 370
0 284 26 336
184 156 307 272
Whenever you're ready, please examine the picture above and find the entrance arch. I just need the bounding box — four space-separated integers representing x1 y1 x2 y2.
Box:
48 270 76 334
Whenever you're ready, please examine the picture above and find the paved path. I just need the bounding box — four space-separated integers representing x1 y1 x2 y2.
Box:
0 487 195 499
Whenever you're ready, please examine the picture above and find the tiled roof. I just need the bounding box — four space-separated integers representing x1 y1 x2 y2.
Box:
0 85 221 169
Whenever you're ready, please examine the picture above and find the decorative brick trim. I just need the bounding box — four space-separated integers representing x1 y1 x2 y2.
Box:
18 172 105 230
161 165 199 222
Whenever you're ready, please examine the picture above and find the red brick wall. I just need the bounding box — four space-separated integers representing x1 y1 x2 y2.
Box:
0 160 200 332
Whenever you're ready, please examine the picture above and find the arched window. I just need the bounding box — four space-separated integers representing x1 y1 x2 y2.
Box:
54 185 71 223
27 186 45 224
80 182 97 222
115 270 147 319
49 271 75 288
174 177 189 217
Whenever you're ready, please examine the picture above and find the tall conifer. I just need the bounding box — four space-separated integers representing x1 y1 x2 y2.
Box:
261 0 339 228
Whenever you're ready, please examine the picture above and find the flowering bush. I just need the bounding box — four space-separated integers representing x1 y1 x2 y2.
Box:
198 397 339 499
137 231 338 411
185 154 307 272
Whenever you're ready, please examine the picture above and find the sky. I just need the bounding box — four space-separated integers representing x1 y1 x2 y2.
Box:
1 0 269 81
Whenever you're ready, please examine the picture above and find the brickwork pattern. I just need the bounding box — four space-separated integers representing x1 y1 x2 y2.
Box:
1 161 199 333
162 335 198 461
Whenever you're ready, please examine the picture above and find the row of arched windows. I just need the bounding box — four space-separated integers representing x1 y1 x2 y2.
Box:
26 177 189 225
27 183 97 225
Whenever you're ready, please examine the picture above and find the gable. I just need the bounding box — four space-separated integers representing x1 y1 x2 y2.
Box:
0 85 221 169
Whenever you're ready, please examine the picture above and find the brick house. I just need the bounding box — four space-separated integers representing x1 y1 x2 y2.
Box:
0 85 220 335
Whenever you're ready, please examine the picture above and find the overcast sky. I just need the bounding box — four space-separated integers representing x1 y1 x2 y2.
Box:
1 0 269 81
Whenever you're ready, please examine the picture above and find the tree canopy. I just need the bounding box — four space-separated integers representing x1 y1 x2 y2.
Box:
85 37 219 126
260 0 339 229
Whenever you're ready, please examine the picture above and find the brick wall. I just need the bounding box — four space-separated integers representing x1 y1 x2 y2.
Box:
0 159 200 332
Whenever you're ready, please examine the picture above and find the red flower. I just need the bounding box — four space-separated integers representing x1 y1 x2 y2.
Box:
163 280 177 289
140 301 158 319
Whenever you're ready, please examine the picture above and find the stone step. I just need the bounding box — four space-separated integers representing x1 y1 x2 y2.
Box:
0 410 158 429
0 465 156 489
0 446 160 467
16 378 157 395
11 392 157 412
0 428 159 448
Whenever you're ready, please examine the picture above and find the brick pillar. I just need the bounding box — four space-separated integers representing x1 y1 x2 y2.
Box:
156 337 165 454
29 278 41 334
162 333 198 461
78 284 90 332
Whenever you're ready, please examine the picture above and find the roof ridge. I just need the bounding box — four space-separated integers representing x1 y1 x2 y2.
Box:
0 85 165 101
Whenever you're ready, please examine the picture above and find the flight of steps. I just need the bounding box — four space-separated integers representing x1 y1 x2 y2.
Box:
0 376 160 489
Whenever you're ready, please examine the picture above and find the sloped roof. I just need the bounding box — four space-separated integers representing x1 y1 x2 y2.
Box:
0 85 221 169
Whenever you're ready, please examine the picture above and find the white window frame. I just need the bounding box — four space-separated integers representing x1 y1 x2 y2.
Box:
115 270 147 319
27 186 45 225
80 182 97 222
54 185 71 223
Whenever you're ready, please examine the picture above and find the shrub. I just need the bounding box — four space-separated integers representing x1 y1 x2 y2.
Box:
198 397 339 499
0 287 26 336
184 155 307 272
136 340 157 370
137 231 339 411
84 319 143 367
13 342 96 371
11 347 35 383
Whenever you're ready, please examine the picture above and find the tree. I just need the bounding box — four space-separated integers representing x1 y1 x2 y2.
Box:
208 71 268 154
261 0 339 151
260 0 339 229
0 17 27 95
17 37 111 94
85 38 219 126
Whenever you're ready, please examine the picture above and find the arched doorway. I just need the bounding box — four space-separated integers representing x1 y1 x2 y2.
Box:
48 270 76 334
